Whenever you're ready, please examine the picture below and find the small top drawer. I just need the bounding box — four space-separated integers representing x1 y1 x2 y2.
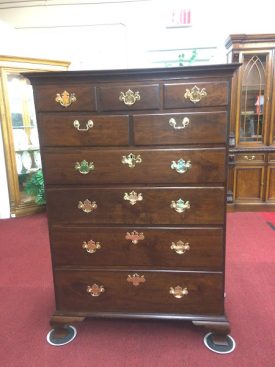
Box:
164 81 228 109
37 113 129 147
235 153 265 163
133 111 227 145
99 84 160 111
33 84 97 112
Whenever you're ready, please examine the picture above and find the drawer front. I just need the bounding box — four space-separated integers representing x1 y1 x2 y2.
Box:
99 84 160 111
235 153 265 163
51 226 223 270
37 114 129 147
46 187 225 225
55 270 224 315
164 82 228 109
42 148 226 185
33 84 97 111
133 112 227 145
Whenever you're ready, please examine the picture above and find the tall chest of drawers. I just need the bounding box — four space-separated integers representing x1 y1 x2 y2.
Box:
25 64 239 351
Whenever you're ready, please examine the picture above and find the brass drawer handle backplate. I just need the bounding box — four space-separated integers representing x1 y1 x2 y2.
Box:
184 85 207 104
171 241 190 255
127 273 146 286
170 286 189 299
124 191 143 205
171 159 192 174
169 117 190 130
73 120 94 131
170 199 190 213
78 199 97 213
125 230 145 244
75 160 95 174
122 153 142 168
82 240 101 253
55 90 76 107
119 89 141 106
86 284 105 297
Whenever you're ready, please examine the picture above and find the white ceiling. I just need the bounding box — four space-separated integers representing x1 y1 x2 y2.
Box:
0 0 149 8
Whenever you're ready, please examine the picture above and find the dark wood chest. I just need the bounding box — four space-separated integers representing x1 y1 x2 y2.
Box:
26 64 238 348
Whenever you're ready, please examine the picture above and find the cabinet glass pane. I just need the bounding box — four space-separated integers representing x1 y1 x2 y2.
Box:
239 54 267 143
6 73 41 204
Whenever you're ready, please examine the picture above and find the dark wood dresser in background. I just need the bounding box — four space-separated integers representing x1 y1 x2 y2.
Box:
25 64 239 352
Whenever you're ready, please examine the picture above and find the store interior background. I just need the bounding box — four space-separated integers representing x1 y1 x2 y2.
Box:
0 0 274 218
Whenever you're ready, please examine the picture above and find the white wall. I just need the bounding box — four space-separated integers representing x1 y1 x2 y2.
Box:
0 0 274 217
0 0 274 69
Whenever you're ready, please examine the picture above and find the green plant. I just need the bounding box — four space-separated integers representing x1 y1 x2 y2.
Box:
25 169 46 205
178 49 198 66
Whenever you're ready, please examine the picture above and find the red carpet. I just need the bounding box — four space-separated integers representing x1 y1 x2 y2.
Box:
0 212 274 366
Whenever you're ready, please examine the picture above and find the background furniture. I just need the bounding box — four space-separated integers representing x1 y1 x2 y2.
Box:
26 64 237 352
225 34 275 211
0 56 69 217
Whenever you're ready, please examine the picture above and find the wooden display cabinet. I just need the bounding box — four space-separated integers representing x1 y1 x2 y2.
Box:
0 56 70 217
225 34 275 211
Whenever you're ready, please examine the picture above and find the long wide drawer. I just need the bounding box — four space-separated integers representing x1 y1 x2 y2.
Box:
37 113 129 147
133 112 227 145
46 187 225 225
42 148 226 185
51 226 224 270
54 270 224 315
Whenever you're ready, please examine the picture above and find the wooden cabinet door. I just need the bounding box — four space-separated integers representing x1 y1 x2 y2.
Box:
266 165 275 202
234 165 265 202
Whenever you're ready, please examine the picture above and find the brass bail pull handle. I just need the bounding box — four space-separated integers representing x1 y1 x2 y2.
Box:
122 153 142 168
82 240 101 254
78 199 97 213
169 117 190 130
171 159 192 174
171 241 190 255
127 273 146 286
75 160 94 174
86 284 105 297
119 89 141 106
73 120 94 131
170 199 190 213
125 231 145 244
124 191 143 205
55 90 76 107
169 286 189 299
184 85 207 104
244 155 256 161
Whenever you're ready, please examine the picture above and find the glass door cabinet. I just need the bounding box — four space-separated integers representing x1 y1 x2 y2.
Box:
226 34 275 210
0 56 69 216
